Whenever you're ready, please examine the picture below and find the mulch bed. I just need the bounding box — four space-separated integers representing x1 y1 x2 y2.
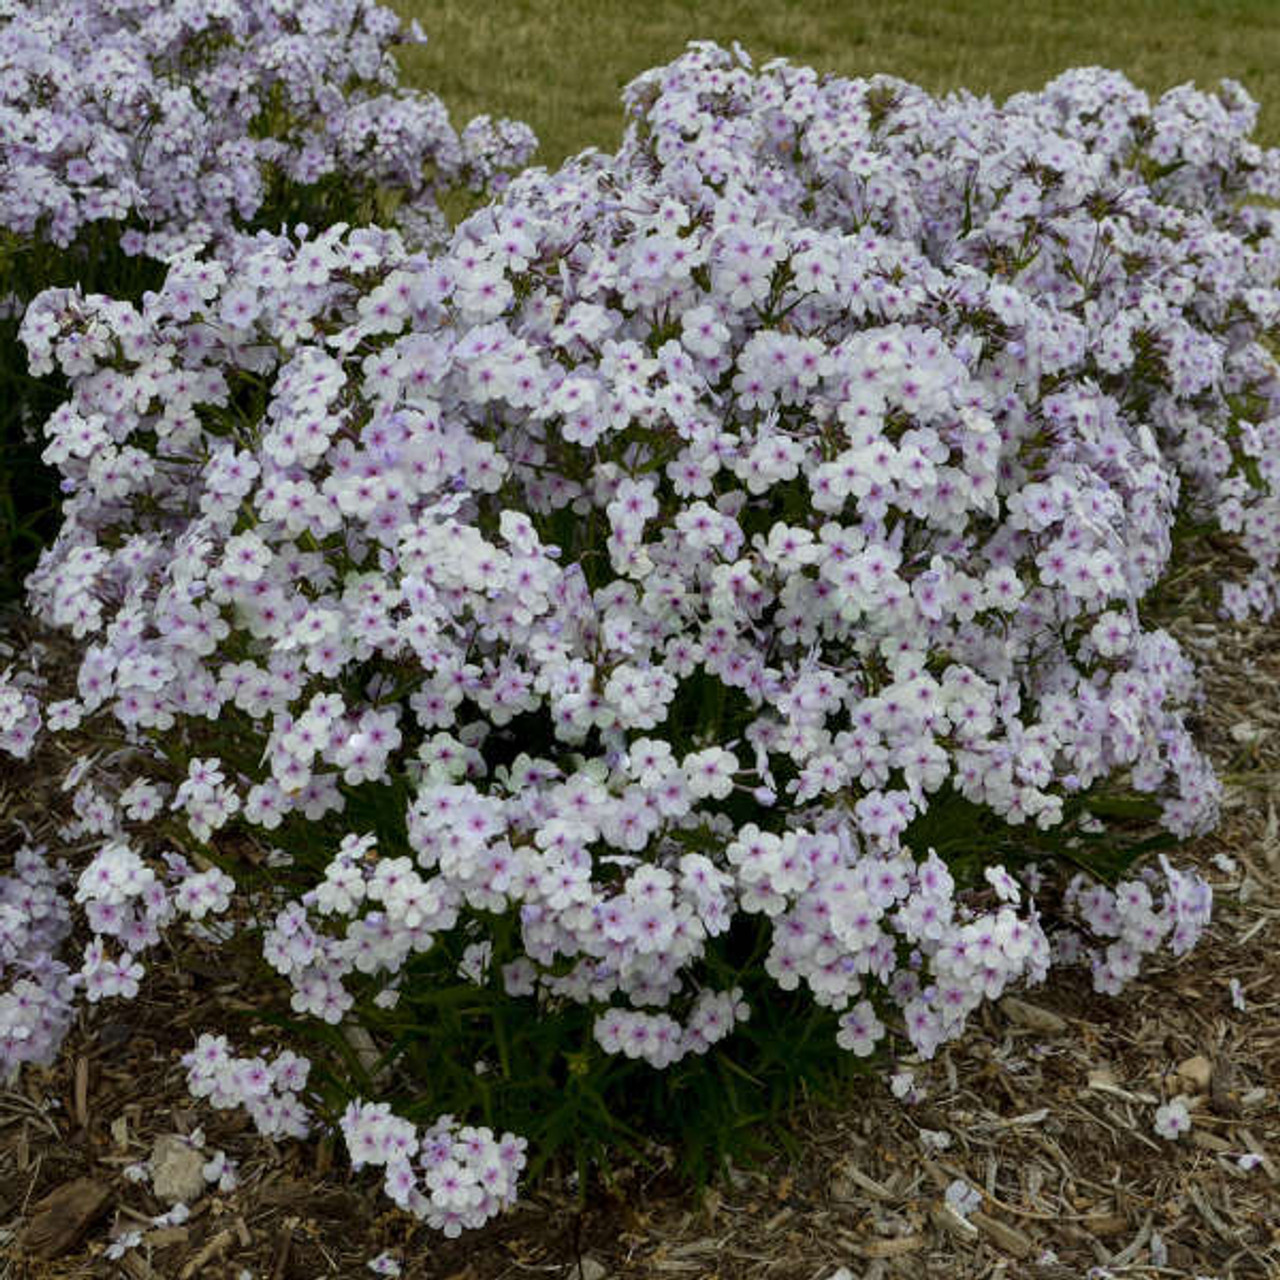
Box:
1 554 1277 1280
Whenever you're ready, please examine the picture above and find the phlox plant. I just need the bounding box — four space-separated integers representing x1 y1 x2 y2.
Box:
0 0 536 598
5 43 1280 1234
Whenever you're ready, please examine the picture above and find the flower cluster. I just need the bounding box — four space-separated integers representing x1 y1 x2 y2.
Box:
624 48 1280 619
0 787 248 1077
338 1100 527 1238
0 0 536 259
0 665 41 758
8 43 1278 1232
0 845 74 1077
1062 853 1213 994
182 1033 311 1138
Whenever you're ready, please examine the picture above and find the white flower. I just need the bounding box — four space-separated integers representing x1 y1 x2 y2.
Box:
984 865 1021 904
105 1230 142 1260
889 1070 920 1102
682 747 739 801
1153 1098 1192 1140
835 1000 885 1056
945 1179 983 1219
681 304 730 358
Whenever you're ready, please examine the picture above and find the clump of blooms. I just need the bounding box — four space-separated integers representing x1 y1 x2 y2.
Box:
0 665 42 758
0 845 74 1077
0 0 535 598
0 0 536 259
338 1099 527 1238
622 46 1280 620
183 1033 311 1138
8 44 1280 1231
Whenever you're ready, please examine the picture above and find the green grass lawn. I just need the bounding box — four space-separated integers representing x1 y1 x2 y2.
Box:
390 0 1280 168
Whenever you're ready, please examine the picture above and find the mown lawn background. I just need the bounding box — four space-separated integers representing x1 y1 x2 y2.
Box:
391 0 1280 167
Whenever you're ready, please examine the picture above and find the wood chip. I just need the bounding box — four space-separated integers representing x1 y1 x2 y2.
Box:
257 1180 309 1206
931 1204 979 1241
1085 1074 1158 1104
1210 1053 1242 1116
993 1107 1049 1128
73 1056 89 1129
19 1178 112 1259
1000 997 1067 1034
1110 1213 1152 1266
341 1022 392 1089
144 1225 190 1249
970 1210 1035 1258
663 1238 725 1259
830 1161 895 1201
1192 1129 1233 1153
762 1206 793 1231
1263 801 1278 870
1187 1181 1236 1242
1082 1213 1129 1236
1177 1054 1212 1091
851 1233 927 1257
179 1226 235 1279
269 1225 292 1280
119 1251 153 1280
